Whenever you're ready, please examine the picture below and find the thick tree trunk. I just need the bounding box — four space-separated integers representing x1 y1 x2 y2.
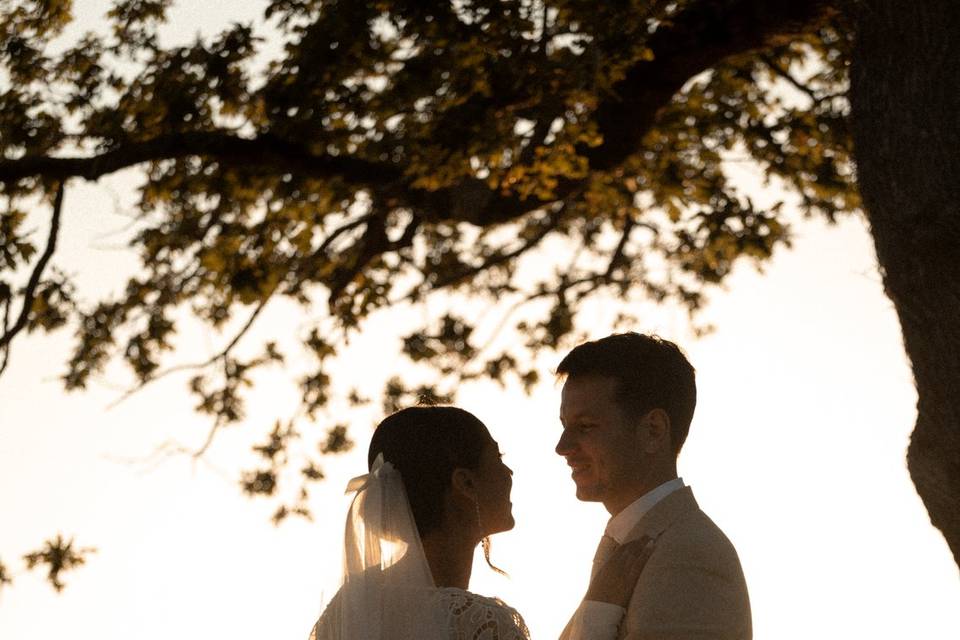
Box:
850 0 960 571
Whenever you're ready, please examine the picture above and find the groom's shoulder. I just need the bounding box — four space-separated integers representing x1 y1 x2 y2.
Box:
626 486 743 563
653 489 743 566
625 491 752 640
677 502 739 555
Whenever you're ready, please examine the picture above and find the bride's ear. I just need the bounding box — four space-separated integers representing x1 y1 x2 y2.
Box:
451 467 478 501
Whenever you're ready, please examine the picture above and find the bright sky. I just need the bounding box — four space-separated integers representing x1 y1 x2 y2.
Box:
2 2 959 640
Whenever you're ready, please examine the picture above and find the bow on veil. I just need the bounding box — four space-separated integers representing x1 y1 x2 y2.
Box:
344 453 387 493
315 453 445 640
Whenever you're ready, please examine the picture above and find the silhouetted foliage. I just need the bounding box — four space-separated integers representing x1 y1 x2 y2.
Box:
0 558 11 593
1 535 96 594
2 0 891 587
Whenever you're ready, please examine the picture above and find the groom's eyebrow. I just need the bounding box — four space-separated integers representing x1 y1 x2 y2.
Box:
560 412 590 426
562 407 588 420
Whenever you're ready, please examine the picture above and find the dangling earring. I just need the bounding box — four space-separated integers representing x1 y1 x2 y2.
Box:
474 498 484 535
474 498 507 576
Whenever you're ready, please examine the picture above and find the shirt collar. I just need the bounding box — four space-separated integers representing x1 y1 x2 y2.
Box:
605 477 686 543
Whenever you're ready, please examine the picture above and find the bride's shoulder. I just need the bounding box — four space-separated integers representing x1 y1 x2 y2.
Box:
435 588 530 638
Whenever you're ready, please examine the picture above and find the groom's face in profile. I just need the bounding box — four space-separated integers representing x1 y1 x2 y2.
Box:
556 374 648 515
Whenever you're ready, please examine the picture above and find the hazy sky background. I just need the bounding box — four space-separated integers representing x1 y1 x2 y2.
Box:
2 2 959 639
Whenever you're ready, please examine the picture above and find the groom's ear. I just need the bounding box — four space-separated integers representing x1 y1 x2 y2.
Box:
450 467 478 500
640 408 671 454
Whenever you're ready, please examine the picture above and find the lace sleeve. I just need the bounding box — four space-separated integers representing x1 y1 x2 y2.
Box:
438 589 531 640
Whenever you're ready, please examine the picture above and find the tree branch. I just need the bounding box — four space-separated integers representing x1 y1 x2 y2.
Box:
0 131 402 189
583 0 839 171
0 182 65 373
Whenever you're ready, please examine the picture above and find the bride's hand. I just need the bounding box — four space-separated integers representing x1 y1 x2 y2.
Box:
584 538 655 608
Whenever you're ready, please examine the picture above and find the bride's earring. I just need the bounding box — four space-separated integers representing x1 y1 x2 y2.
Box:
474 498 485 536
473 498 507 576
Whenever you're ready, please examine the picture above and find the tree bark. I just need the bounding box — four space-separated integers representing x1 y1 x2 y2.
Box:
850 0 960 571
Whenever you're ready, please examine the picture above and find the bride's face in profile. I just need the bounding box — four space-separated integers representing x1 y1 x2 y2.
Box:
473 437 515 536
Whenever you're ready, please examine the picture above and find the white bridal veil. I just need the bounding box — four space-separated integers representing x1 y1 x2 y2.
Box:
312 454 446 640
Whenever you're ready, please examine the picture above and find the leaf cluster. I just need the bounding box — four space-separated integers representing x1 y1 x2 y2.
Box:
1 534 96 594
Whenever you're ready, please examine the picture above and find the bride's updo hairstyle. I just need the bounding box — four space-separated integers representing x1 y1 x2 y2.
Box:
368 406 490 538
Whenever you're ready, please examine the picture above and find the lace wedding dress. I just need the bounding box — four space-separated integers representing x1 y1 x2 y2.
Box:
310 586 530 640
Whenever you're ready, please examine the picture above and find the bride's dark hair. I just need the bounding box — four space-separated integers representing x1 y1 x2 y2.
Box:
368 405 490 538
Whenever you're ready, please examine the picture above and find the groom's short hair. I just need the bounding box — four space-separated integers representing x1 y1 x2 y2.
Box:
557 332 697 455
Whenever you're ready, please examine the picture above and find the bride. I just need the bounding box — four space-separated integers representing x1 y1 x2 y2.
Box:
309 405 650 639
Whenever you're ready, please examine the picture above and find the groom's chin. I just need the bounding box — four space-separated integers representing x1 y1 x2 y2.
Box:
574 485 602 503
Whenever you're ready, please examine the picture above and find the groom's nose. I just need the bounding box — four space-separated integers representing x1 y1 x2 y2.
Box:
555 429 576 456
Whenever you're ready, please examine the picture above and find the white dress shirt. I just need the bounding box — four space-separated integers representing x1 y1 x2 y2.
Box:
571 478 686 639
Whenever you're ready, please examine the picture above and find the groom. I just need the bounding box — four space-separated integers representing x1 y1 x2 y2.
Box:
556 333 751 639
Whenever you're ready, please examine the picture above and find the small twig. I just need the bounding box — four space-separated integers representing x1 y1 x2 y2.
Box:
106 291 273 409
393 208 561 304
191 418 226 459
604 215 637 279
643 0 678 27
0 296 11 374
0 182 65 375
446 272 626 383
464 292 545 361
101 433 235 479
313 212 375 259
390 213 421 250
324 213 389 307
517 110 560 167
539 1 549 43
186 357 235 459
759 52 823 106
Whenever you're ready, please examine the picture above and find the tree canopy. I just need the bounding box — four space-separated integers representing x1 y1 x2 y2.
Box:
1 0 864 590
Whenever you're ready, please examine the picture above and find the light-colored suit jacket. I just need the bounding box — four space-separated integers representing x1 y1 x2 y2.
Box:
563 486 751 640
